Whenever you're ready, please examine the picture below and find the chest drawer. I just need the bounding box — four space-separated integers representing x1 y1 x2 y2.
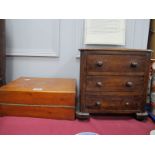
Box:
85 95 142 112
86 76 144 92
87 54 146 75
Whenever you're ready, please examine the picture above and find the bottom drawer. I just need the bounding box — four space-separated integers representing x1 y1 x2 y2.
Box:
85 95 143 113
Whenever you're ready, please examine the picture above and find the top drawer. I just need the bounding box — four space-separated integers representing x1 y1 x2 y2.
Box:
86 54 147 75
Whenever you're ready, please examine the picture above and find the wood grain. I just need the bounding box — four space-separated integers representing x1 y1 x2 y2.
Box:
79 48 151 117
0 104 75 120
0 77 76 120
86 75 144 92
0 77 76 92
85 95 142 113
87 54 146 74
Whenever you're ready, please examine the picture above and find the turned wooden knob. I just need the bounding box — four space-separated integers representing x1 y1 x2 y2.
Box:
95 101 101 107
125 102 130 105
96 81 102 87
130 62 138 67
126 81 133 87
96 61 103 67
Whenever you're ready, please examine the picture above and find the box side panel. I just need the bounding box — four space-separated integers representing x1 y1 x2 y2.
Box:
0 105 75 120
0 91 75 106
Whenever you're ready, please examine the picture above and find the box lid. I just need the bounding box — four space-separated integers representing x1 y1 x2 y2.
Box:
0 77 76 93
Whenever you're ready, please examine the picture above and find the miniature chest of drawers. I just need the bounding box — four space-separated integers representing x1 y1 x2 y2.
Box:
0 77 76 120
78 48 151 120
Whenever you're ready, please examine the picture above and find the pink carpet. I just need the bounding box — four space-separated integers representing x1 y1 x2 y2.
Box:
0 116 154 135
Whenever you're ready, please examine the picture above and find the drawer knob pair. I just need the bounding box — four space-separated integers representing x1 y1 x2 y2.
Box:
96 61 103 67
96 61 138 68
96 81 133 87
131 62 138 67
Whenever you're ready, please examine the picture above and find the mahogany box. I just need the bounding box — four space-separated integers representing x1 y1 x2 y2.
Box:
0 77 76 120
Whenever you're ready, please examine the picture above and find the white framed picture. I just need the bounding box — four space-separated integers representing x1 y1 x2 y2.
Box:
84 19 126 45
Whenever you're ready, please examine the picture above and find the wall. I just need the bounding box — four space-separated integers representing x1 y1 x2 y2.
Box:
5 19 150 94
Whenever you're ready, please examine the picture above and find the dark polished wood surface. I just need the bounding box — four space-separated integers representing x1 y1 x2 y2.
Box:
87 54 147 74
78 48 151 120
86 76 144 92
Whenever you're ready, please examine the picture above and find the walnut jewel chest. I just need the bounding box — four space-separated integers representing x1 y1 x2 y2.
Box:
77 48 151 120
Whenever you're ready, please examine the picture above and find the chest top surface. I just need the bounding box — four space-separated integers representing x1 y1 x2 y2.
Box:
79 48 152 52
79 48 152 55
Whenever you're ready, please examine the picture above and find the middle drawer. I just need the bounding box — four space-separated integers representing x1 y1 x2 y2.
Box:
86 76 144 92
